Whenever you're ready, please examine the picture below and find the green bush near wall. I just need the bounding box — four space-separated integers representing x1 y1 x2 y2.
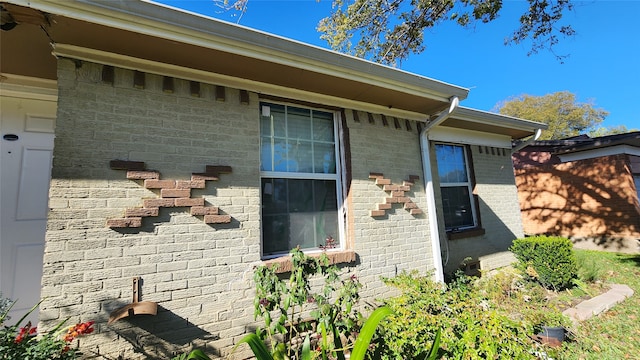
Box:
510 236 578 290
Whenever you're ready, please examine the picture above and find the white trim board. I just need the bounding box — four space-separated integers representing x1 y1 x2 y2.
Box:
558 145 640 163
428 126 512 148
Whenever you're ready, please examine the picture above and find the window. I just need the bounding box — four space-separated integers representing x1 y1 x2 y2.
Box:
260 102 341 257
435 143 477 231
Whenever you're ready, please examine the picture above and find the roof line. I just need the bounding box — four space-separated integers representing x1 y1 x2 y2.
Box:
9 0 469 103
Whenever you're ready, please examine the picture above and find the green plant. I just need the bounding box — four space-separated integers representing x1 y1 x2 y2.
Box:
250 247 362 359
376 271 535 360
510 235 578 290
0 298 94 360
170 349 211 360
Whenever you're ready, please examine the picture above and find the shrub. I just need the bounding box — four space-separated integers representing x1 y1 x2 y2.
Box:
510 236 578 290
375 272 535 360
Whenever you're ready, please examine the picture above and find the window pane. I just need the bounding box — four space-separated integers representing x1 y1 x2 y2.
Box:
288 107 312 140
436 144 468 183
261 178 339 256
271 104 287 138
313 143 335 174
288 139 313 172
441 186 474 229
313 111 334 142
260 136 273 171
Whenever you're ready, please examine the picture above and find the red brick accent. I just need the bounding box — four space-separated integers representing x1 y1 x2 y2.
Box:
107 217 142 228
144 199 175 208
369 172 422 217
144 179 176 189
161 189 191 198
125 208 159 217
370 210 386 217
175 198 205 207
204 215 231 224
191 206 219 216
109 162 233 228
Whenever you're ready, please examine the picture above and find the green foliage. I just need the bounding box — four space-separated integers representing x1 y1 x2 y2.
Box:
250 248 362 359
375 272 535 360
498 91 609 140
510 235 578 290
318 0 575 65
588 125 638 138
0 298 93 360
171 349 212 360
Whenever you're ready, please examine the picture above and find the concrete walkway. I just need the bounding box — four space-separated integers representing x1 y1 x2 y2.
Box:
563 284 634 323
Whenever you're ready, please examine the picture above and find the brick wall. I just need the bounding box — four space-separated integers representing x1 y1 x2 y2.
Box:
44 59 261 359
433 145 524 274
345 111 433 300
42 59 442 359
514 153 640 252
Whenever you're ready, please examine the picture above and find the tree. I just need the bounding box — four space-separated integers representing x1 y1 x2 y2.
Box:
588 125 638 138
496 91 609 140
317 0 575 65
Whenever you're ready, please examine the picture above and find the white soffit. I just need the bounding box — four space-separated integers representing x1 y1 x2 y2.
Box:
428 126 512 148
558 145 640 163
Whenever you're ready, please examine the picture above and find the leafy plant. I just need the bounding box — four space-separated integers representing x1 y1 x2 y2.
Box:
170 349 211 360
376 271 535 360
510 235 578 290
0 298 94 360
243 248 363 359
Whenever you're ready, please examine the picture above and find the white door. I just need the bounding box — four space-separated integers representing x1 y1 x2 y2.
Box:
0 90 56 325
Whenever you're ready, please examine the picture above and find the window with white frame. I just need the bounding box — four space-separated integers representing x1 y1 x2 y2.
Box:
260 102 341 257
435 143 477 231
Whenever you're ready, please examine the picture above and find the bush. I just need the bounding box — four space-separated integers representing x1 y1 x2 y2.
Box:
375 272 535 360
510 236 578 290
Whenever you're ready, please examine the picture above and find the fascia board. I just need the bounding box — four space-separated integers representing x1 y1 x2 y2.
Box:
452 106 548 132
428 126 513 148
558 145 640 163
8 0 469 103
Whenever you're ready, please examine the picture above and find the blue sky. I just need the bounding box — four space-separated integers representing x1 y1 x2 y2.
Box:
154 0 639 131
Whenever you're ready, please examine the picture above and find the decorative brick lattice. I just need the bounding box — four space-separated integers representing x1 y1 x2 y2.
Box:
369 173 422 217
107 161 232 228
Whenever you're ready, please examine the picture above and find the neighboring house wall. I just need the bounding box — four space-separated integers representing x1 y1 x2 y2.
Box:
41 59 438 358
514 150 640 252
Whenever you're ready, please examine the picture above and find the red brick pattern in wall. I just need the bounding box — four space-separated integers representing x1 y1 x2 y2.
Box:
107 161 232 228
369 173 422 217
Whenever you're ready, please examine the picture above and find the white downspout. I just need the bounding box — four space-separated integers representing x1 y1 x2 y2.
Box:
511 128 543 153
420 96 459 283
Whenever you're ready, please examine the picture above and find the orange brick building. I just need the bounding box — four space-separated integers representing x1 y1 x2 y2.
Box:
513 132 640 253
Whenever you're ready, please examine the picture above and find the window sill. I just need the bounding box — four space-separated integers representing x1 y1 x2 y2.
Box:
447 227 485 240
262 250 357 274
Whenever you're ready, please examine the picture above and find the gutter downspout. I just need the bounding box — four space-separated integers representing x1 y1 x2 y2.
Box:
512 128 542 153
420 96 459 283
